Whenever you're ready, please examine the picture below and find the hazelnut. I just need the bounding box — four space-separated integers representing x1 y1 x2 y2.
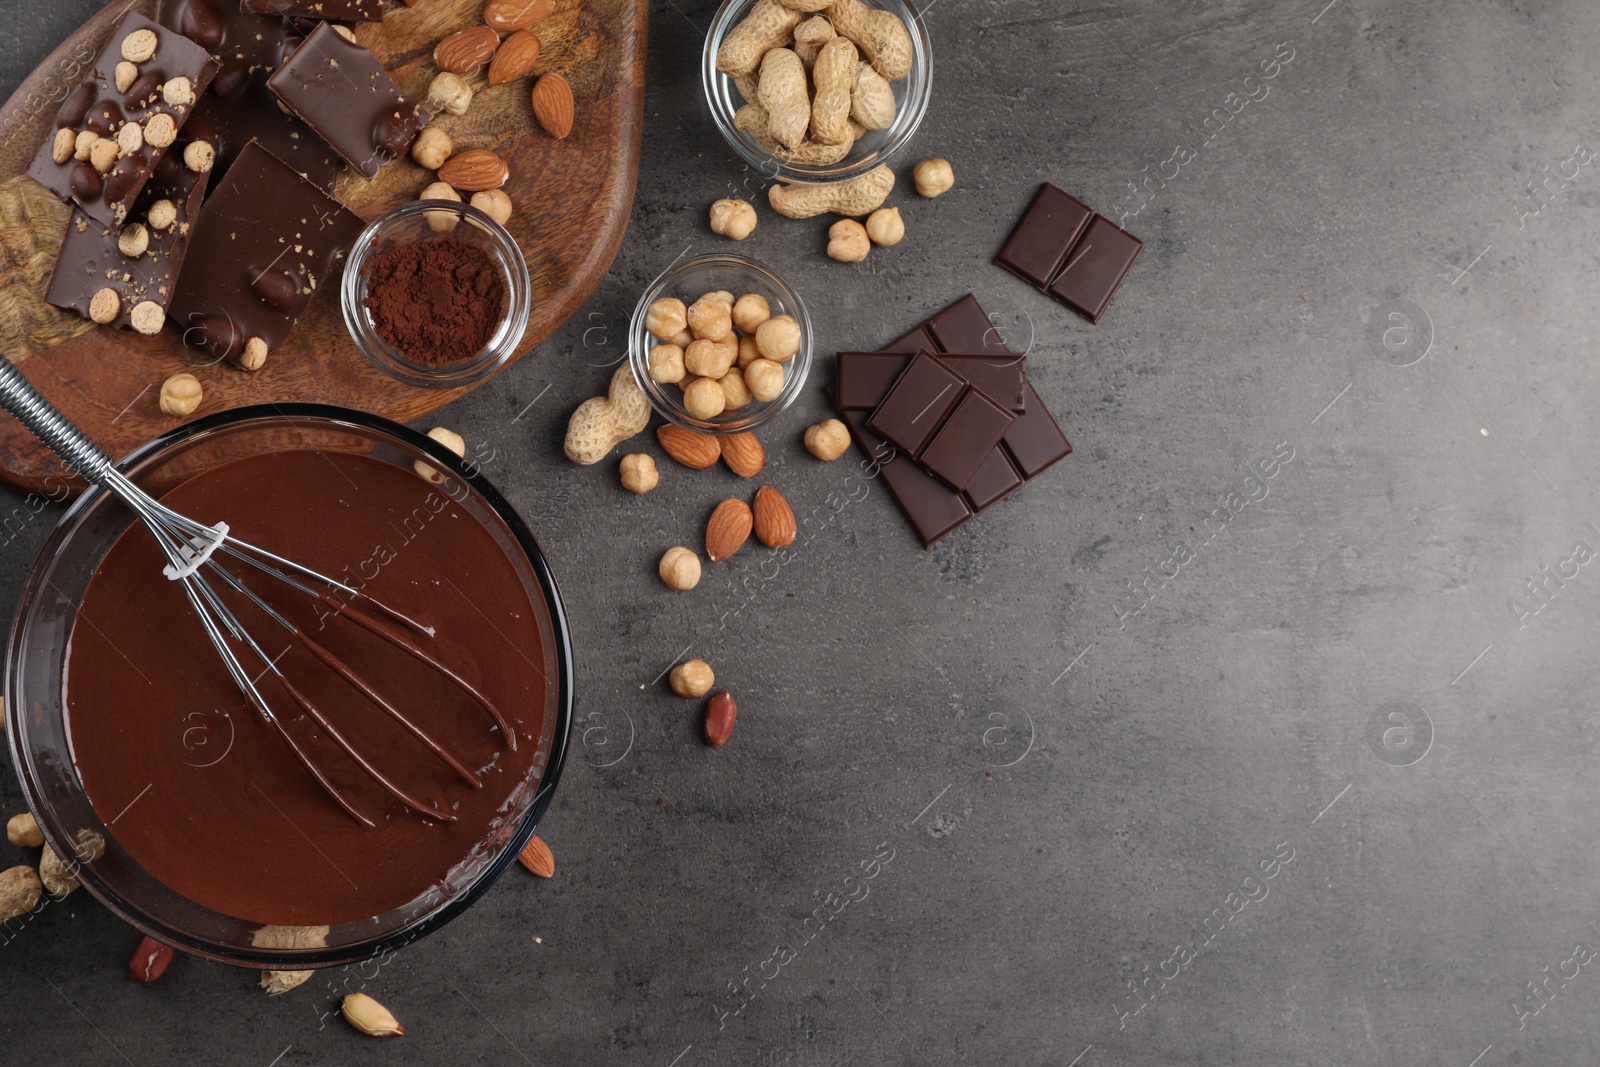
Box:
240 336 269 370
737 334 761 368
117 223 149 258
88 137 118 175
865 206 904 246
162 76 195 108
121 29 158 63
6 813 43 849
647 343 686 383
683 377 727 420
116 122 144 156
676 374 700 392
114 61 138 94
743 358 784 402
411 126 452 170
429 72 473 116
146 199 177 230
620 453 659 494
706 290 735 309
914 158 955 198
158 372 202 416
419 181 462 233
731 293 770 333
827 218 871 263
645 297 688 341
709 198 757 240
73 129 96 160
659 547 702 591
128 301 164 335
686 295 733 341
332 24 358 43
669 658 715 697
470 189 513 225
182 140 215 173
50 128 75 165
88 288 120 324
804 417 850 461
754 314 801 362
142 113 176 148
719 368 752 409
684 337 735 379
669 329 695 349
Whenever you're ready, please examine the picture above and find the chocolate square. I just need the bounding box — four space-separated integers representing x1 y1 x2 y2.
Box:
836 351 911 410
964 448 1024 512
843 412 973 549
26 12 219 228
994 184 1094 289
170 141 364 366
926 294 1008 355
918 389 1016 492
1002 381 1073 477
1047 215 1143 324
156 0 338 192
267 22 422 179
865 351 967 456
45 131 211 333
241 0 386 21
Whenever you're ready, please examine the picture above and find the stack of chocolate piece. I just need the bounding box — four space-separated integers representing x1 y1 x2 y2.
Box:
832 294 1073 548
29 1 424 370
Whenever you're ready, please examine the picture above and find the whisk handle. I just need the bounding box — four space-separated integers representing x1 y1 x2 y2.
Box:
0 357 118 485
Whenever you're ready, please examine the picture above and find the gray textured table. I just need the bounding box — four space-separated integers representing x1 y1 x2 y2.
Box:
3 1 1597 1063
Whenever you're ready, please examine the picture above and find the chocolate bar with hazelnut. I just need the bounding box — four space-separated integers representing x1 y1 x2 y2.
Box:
169 141 363 369
240 0 386 22
267 22 422 179
45 129 212 335
26 12 219 228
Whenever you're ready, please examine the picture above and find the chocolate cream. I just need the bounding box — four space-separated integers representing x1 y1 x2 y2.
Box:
63 450 551 926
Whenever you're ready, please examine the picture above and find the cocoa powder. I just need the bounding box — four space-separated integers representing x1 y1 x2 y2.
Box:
363 235 506 364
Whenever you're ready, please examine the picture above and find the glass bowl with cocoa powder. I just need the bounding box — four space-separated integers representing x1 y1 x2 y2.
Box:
342 200 532 388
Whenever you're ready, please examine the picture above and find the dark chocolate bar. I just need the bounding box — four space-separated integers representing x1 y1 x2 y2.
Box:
882 324 937 354
240 0 386 22
45 129 211 334
267 22 421 179
170 141 363 367
832 294 1073 548
866 351 966 456
1047 214 1143 324
26 12 219 228
157 0 338 192
994 184 1093 289
917 389 1016 493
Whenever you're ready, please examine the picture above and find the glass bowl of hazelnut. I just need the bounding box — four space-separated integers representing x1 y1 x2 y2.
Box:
628 253 813 435
701 0 933 185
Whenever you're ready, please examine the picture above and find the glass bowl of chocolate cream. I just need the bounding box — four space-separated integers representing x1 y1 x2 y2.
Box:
5 405 572 968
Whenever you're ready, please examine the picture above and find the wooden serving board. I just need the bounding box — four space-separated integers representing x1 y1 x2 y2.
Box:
0 0 645 496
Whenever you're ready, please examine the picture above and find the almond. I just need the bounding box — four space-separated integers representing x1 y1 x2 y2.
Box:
518 834 555 877
435 26 500 74
704 690 736 747
438 149 509 190
705 498 753 562
531 72 575 138
484 0 554 31
489 30 541 84
752 486 796 548
719 432 765 477
657 425 720 469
